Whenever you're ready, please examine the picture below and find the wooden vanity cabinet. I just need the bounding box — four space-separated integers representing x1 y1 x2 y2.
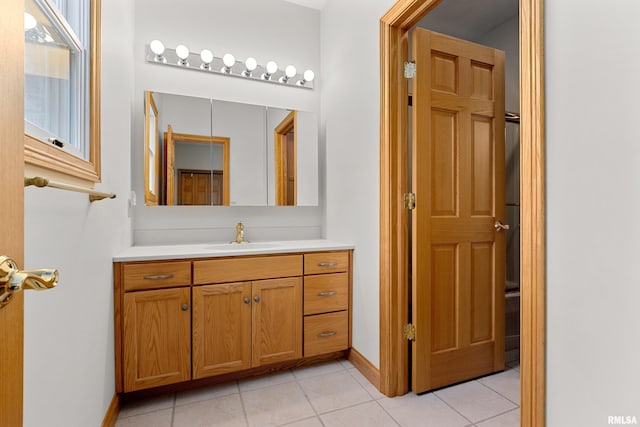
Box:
303 251 351 357
192 277 302 379
114 250 351 394
118 261 192 392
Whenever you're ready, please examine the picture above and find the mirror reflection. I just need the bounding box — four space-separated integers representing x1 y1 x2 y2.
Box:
144 91 318 206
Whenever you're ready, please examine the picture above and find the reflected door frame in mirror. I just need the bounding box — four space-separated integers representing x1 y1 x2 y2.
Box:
144 92 159 205
164 125 230 206
274 110 297 206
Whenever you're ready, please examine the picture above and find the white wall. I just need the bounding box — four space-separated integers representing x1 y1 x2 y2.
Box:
322 0 394 367
546 1 640 424
22 0 134 425
133 0 323 244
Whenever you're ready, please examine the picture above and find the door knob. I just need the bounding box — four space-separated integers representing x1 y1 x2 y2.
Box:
494 221 511 232
0 256 58 309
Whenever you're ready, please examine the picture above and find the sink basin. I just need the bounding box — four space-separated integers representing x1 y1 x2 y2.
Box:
203 242 281 251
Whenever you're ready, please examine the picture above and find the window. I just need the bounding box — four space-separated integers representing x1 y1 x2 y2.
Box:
24 0 101 183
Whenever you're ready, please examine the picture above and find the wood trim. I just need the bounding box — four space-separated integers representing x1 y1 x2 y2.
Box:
100 394 120 427
165 129 231 206
348 348 380 390
144 92 159 205
275 110 297 206
379 1 546 426
23 0 101 183
114 263 124 393
520 1 546 425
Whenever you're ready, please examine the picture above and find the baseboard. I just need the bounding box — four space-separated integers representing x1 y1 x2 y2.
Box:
348 347 380 390
101 393 120 427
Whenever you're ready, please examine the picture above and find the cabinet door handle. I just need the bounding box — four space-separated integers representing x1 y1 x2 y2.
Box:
317 291 337 297
254 295 261 303
317 331 337 338
143 274 174 280
181 304 189 311
244 297 251 304
317 262 338 267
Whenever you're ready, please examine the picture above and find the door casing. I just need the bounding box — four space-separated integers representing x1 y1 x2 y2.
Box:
379 1 545 426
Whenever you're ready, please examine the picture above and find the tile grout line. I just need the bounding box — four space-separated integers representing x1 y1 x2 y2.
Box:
476 376 521 407
432 389 476 426
472 407 520 426
170 393 176 427
370 398 402 427
236 380 251 427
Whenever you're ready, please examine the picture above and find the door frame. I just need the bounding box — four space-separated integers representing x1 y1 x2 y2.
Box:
379 1 545 426
165 128 230 206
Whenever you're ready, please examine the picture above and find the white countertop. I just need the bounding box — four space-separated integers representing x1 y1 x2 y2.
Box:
113 239 355 262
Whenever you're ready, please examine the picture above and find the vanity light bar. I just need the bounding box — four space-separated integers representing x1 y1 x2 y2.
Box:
145 41 315 90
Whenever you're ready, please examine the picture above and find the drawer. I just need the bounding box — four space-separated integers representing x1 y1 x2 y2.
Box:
304 251 349 275
194 255 302 284
123 261 192 292
304 311 349 357
304 273 349 315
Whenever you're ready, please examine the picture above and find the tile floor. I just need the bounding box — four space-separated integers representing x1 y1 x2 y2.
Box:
116 359 521 427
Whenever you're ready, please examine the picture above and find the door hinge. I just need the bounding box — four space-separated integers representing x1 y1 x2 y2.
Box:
403 192 416 210
404 61 416 79
404 323 416 341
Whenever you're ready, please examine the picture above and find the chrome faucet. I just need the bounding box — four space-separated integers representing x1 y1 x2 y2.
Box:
233 221 248 244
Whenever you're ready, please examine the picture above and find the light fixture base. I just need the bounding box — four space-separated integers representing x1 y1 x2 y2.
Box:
145 45 314 90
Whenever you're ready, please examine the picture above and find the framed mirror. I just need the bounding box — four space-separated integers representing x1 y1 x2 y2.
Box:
143 91 318 206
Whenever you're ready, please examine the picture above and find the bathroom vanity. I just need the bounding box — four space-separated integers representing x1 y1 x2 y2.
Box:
113 241 353 393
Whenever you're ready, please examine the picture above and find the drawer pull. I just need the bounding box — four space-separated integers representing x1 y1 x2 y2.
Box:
143 274 174 280
317 291 337 297
317 262 338 267
317 331 337 338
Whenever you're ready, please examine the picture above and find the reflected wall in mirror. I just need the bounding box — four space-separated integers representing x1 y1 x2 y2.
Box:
143 90 318 206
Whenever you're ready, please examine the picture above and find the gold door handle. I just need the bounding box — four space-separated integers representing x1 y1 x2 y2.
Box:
494 221 511 232
0 256 58 309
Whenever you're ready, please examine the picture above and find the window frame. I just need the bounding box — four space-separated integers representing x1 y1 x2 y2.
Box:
24 0 101 183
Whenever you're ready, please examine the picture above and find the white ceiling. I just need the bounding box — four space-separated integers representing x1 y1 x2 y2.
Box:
417 0 518 41
281 0 326 10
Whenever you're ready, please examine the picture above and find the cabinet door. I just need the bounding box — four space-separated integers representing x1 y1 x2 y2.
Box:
123 288 191 392
252 277 302 366
192 282 252 379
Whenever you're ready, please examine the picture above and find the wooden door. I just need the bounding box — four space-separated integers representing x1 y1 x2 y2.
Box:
123 288 191 391
192 282 252 378
411 28 506 393
252 277 302 366
0 0 25 424
178 170 223 205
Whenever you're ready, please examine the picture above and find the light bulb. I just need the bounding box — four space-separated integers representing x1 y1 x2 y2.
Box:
200 49 213 64
150 40 165 55
303 69 315 82
223 53 235 68
280 65 297 83
245 57 257 71
266 61 278 75
176 45 189 60
24 12 37 31
243 57 258 77
297 69 315 86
